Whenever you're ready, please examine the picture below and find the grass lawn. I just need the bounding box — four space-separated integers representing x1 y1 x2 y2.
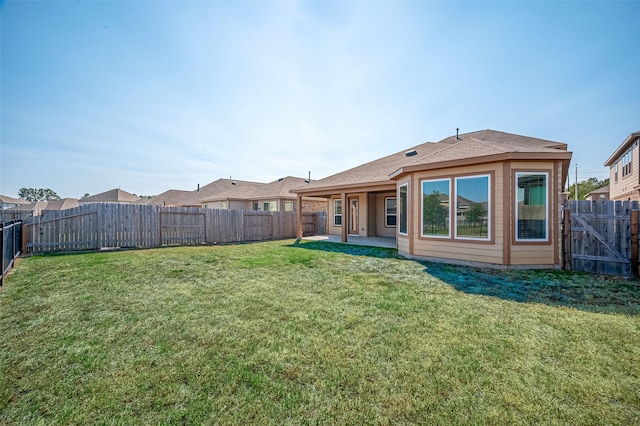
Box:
1 239 639 425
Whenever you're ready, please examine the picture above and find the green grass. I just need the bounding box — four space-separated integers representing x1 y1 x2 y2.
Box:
1 239 639 425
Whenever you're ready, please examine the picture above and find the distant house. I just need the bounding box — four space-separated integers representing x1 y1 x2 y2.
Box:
137 190 192 207
201 176 326 213
293 129 572 268
0 195 30 210
79 188 141 204
604 130 640 201
42 198 80 213
179 179 264 208
6 201 47 217
585 185 610 201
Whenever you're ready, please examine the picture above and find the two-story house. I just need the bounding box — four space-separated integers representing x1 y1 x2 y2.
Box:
605 130 640 201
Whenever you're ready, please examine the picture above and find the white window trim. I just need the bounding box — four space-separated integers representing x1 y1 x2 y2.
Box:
333 199 342 227
454 174 491 241
385 197 397 228
515 172 549 242
421 178 452 239
399 184 408 236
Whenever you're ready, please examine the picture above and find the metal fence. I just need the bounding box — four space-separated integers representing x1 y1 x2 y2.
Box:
1 220 22 286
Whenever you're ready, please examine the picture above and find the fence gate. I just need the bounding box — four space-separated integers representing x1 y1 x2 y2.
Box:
563 200 639 277
160 211 205 246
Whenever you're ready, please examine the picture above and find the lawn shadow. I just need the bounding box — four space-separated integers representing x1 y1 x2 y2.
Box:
422 261 640 315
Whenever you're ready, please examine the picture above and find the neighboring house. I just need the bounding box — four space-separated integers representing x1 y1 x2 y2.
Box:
137 189 193 206
79 188 141 204
293 129 572 268
585 185 610 201
604 130 640 201
0 195 30 210
201 176 327 213
179 178 264 208
42 198 80 213
6 201 48 217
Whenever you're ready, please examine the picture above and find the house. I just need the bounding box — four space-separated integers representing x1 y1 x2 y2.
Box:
79 188 141 204
179 178 264 208
604 130 640 201
201 176 327 213
137 189 192 207
293 129 572 268
42 198 80 213
0 195 30 210
585 185 610 201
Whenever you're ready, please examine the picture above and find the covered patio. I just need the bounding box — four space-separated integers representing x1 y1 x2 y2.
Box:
302 234 396 249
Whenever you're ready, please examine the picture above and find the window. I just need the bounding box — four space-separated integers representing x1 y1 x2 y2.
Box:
516 172 548 241
455 175 490 240
253 202 259 211
221 201 228 210
422 179 451 237
334 199 342 226
613 162 619 183
385 197 397 227
622 150 632 177
399 184 408 235
284 201 294 211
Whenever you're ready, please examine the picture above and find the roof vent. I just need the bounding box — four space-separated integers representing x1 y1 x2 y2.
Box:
405 150 417 157
278 177 284 182
231 181 237 185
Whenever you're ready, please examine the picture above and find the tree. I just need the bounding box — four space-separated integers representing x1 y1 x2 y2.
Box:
18 188 61 202
465 203 487 234
80 193 91 200
567 177 609 200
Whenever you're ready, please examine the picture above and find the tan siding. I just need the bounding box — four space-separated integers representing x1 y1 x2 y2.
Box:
375 192 397 237
397 236 410 253
412 240 504 264
609 142 640 201
510 245 555 265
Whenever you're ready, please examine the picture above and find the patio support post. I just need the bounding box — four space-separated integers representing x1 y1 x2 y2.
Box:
296 194 303 238
341 192 348 243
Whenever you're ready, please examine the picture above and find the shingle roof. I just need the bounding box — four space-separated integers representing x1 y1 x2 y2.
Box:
294 129 570 194
0 195 30 205
43 198 80 211
138 190 193 206
81 188 141 203
180 178 265 206
201 177 313 202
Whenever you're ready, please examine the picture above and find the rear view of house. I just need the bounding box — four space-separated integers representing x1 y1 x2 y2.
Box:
294 129 572 268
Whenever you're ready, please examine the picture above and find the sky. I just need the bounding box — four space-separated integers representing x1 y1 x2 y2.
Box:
1 0 639 199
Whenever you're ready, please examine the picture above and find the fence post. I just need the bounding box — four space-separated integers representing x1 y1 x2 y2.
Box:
631 210 639 279
562 208 572 270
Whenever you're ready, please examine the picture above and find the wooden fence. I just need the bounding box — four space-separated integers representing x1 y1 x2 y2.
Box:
23 204 325 254
1 220 22 286
562 200 639 277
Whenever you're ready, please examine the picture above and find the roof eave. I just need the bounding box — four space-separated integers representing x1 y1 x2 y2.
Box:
604 132 640 166
292 180 395 196
390 151 573 179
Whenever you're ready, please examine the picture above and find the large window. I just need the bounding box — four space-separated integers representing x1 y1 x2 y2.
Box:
516 172 548 241
455 175 490 240
399 184 408 235
385 197 397 227
422 179 450 237
334 199 342 226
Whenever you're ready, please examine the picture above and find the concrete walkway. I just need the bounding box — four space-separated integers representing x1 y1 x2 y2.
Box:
302 234 397 249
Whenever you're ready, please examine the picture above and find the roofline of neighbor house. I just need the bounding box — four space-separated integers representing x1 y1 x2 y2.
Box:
604 131 640 166
389 151 573 180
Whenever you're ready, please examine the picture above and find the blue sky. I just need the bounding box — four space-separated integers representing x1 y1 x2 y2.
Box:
1 1 638 199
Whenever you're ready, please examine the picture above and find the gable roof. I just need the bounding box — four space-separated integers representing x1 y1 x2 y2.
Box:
293 129 570 195
201 176 313 203
137 190 192 206
43 198 80 211
180 178 265 206
0 195 30 205
81 188 141 203
604 131 640 166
